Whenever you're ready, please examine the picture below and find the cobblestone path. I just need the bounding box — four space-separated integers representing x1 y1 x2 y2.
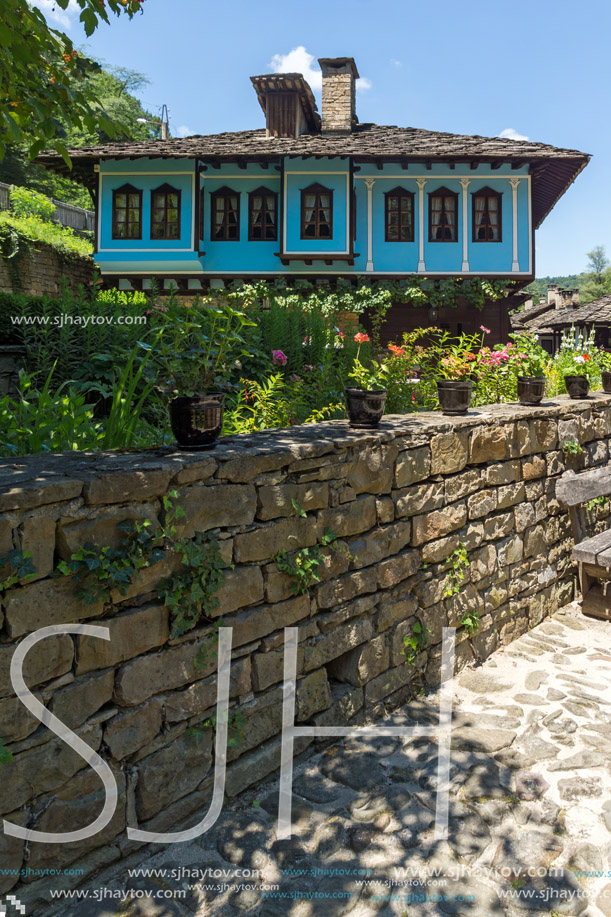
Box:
49 602 611 917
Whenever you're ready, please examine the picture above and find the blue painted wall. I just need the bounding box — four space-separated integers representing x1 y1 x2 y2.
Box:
97 157 532 277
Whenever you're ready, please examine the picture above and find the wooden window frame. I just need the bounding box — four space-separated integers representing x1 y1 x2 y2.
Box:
248 186 278 241
112 183 142 241
384 186 415 243
150 183 181 241
472 186 503 242
210 186 240 241
428 186 459 243
300 183 333 241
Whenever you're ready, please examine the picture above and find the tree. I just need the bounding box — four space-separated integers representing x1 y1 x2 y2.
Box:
1 0 145 163
581 245 611 304
0 63 157 208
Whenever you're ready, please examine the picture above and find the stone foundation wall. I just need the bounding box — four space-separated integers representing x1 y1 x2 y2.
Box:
0 240 94 297
0 395 610 905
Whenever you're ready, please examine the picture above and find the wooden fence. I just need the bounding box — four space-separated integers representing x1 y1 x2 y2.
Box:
0 182 95 233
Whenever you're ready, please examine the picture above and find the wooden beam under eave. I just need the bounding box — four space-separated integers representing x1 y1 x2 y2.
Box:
376 162 384 171
237 162 247 170
425 162 432 171
511 161 526 170
449 162 456 170
470 162 478 170
401 163 409 170
491 161 502 170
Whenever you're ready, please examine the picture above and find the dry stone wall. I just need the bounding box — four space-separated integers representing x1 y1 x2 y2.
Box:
0 395 610 904
0 239 94 297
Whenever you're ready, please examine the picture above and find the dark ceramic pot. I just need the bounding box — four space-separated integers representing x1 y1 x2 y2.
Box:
345 388 386 428
517 376 546 405
602 371 611 393
564 375 590 399
437 380 473 415
170 393 225 450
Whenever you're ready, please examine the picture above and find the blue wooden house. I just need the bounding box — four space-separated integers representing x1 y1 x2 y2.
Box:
38 57 589 341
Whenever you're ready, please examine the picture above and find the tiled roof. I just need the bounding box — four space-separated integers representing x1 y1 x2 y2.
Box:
36 123 590 228
512 294 611 333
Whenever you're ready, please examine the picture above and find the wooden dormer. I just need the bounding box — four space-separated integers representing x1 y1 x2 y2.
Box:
250 73 320 138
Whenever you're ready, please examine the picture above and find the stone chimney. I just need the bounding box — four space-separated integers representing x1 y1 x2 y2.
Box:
318 57 359 135
547 284 559 306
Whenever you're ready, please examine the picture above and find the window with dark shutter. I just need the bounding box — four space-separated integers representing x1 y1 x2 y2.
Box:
385 187 414 242
151 184 181 240
112 184 142 240
301 183 333 240
429 187 458 242
472 187 502 242
211 187 240 241
248 187 278 241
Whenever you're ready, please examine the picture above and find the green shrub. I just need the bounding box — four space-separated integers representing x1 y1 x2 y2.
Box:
9 186 56 222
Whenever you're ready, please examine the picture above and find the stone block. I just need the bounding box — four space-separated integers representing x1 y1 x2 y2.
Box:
230 593 311 649
558 417 580 446
3 576 104 639
497 535 524 567
430 432 468 474
376 497 395 524
83 465 171 505
164 657 251 723
393 481 444 517
18 514 55 580
514 503 536 533
317 495 376 539
263 563 294 603
0 634 73 699
485 461 521 486
296 668 332 721
104 700 163 760
470 426 509 463
444 469 481 501
532 419 558 451
316 567 377 609
411 502 467 546
176 484 256 538
364 662 416 706
394 447 431 487
348 521 411 569
0 516 13 555
303 616 374 672
171 456 217 486
348 445 398 495
109 551 183 605
252 647 304 692
0 807 28 893
497 482 526 510
508 421 533 457
463 522 485 551
225 733 313 798
50 670 115 731
234 516 318 563
0 477 83 513
25 767 126 873
468 489 498 520
376 594 418 632
0 692 43 743
524 525 548 558
257 482 328 520
470 544 497 582
215 566 265 616
483 512 514 541
376 549 420 588
522 455 546 481
327 635 389 686
0 723 102 814
56 501 160 560
136 731 212 821
216 451 294 483
75 605 169 675
114 636 217 706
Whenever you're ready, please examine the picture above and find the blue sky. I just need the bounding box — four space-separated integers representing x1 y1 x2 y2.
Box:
38 0 610 277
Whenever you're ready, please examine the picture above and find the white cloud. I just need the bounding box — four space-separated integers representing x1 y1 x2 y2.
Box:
269 46 371 93
498 127 529 142
390 59 403 68
30 0 80 29
176 125 194 138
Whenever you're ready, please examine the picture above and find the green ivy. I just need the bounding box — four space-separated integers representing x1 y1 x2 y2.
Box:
0 740 13 766
402 620 430 665
442 542 469 599
158 531 227 639
188 710 246 749
0 549 36 594
275 527 339 595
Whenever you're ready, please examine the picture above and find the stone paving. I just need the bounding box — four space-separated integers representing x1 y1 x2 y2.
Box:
48 601 611 917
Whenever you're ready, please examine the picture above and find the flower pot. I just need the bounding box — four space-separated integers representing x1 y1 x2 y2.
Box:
436 380 473 415
517 376 546 405
170 393 225 450
602 371 611 393
345 388 386 428
564 375 590 399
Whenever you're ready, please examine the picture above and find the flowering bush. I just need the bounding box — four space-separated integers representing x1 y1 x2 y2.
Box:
347 332 389 390
508 331 550 378
553 327 600 389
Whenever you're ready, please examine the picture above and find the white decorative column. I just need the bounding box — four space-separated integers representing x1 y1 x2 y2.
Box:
417 178 426 272
510 177 521 272
460 178 470 272
364 177 375 272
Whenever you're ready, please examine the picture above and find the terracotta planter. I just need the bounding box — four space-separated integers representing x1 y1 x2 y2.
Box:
170 393 225 450
345 388 386 428
517 376 546 405
437 380 473 415
564 375 590 399
602 371 611 393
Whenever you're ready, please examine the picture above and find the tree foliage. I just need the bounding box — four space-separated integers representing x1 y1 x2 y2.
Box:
1 0 145 163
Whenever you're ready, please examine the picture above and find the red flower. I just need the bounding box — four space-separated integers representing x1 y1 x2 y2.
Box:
583 353 590 361
354 332 370 344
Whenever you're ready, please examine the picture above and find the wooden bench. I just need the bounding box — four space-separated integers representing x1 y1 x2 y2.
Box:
557 467 611 620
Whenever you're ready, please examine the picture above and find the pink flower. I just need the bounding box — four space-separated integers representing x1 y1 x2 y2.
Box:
480 325 491 334
354 332 370 344
272 350 287 366
303 364 315 372
290 374 300 382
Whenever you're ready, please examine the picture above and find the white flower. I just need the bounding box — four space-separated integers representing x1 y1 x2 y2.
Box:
575 355 586 364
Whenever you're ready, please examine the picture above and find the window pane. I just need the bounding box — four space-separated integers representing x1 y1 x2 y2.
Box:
129 194 139 208
128 224 140 238
168 194 178 208
319 224 330 237
115 194 126 208
252 196 262 211
115 210 126 223
215 198 225 212
115 223 126 238
167 209 178 222
265 196 275 209
305 195 316 208
389 197 398 211
169 224 178 238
